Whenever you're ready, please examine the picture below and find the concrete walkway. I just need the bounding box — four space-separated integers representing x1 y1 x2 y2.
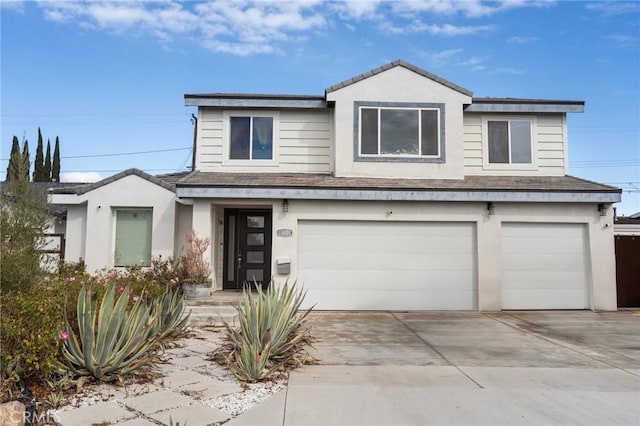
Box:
54 310 640 426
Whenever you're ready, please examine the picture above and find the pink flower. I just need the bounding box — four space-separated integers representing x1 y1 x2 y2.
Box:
118 286 125 292
60 331 69 341
132 296 140 302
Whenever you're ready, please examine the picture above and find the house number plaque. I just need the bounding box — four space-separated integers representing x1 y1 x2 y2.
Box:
277 229 293 237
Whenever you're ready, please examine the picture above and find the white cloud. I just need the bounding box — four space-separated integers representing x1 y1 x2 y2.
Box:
391 0 556 18
332 0 384 20
0 0 25 11
381 20 494 36
425 48 523 74
489 67 524 75
586 1 640 17
428 48 464 65
20 1 554 56
60 171 102 183
508 36 539 44
607 34 638 49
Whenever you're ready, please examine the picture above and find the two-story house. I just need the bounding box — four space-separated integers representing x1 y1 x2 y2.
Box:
51 60 621 311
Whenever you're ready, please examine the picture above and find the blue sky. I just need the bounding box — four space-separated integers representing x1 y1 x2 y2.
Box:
1 0 639 214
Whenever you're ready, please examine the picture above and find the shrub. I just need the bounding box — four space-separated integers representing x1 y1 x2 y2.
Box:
61 284 159 381
150 288 191 342
213 281 316 382
0 275 85 383
1 259 188 386
0 180 51 293
180 230 212 283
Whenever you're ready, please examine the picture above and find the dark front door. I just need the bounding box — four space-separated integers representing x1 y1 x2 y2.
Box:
223 209 272 290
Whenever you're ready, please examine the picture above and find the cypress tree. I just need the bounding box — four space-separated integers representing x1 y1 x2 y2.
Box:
44 139 52 182
33 128 44 181
21 140 30 181
52 137 61 182
6 136 21 182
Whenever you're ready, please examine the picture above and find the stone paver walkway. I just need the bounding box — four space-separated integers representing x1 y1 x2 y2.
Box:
54 305 253 426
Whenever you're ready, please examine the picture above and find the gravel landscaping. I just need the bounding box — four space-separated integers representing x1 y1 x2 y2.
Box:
48 324 287 425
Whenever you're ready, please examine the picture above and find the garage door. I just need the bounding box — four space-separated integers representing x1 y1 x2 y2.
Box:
297 221 477 310
501 223 590 309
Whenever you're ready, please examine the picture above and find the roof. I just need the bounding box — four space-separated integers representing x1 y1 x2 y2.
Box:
615 217 640 225
325 59 473 97
1 180 86 194
184 93 328 109
50 168 189 195
467 97 584 113
184 60 586 111
177 172 619 193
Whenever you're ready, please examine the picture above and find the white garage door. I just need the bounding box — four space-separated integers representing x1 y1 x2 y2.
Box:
297 221 477 310
502 223 590 309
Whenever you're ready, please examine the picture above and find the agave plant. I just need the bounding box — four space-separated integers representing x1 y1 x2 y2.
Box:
61 284 159 381
217 281 316 382
150 288 191 341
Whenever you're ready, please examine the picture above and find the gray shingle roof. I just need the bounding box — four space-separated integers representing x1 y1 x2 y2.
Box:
325 59 473 97
177 172 619 194
49 168 190 195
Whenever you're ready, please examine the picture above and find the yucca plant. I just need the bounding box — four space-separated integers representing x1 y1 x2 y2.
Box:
150 288 191 342
214 281 316 382
61 284 159 381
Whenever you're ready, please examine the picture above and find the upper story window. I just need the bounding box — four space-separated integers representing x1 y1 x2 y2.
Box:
355 102 445 163
229 116 274 160
487 119 532 164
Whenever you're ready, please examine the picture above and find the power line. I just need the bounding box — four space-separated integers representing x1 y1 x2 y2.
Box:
61 147 191 159
59 168 185 173
0 146 191 161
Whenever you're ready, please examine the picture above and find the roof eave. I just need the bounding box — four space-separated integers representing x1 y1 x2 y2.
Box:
184 93 328 109
176 186 620 203
467 98 585 113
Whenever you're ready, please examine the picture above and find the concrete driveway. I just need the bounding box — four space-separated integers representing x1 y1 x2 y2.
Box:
231 311 640 426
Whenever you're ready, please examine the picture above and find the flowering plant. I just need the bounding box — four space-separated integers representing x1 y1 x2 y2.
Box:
180 230 212 284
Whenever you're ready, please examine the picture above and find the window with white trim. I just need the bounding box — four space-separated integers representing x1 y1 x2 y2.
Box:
487 120 532 164
360 106 440 157
229 116 274 160
114 209 152 267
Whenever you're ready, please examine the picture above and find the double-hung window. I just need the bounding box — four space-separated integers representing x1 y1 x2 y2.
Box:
229 116 274 160
487 120 532 164
356 102 444 162
114 209 152 267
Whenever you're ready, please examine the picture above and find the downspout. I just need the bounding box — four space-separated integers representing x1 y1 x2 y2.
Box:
191 113 198 171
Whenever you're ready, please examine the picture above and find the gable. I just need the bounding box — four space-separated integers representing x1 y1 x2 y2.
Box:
76 168 175 195
326 60 472 97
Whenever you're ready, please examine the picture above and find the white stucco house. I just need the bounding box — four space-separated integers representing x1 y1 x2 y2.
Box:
51 60 621 311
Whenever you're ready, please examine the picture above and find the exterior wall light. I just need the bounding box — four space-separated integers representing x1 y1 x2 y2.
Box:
487 202 495 215
282 199 289 212
598 204 607 216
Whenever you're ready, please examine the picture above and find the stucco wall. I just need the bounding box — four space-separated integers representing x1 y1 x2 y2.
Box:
266 199 616 311
326 66 472 179
59 175 178 273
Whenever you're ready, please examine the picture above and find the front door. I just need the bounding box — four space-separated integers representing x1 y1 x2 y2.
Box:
223 209 272 290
